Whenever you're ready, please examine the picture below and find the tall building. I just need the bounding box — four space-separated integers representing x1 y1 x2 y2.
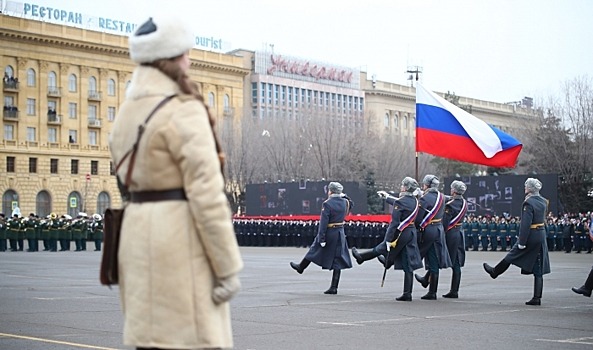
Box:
0 15 248 217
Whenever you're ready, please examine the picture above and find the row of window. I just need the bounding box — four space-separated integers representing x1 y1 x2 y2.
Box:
384 112 415 130
2 189 112 218
3 96 117 120
5 65 230 111
5 65 121 96
5 156 112 176
3 125 101 145
251 83 364 112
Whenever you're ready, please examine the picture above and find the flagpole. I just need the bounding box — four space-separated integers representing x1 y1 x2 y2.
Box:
410 67 421 181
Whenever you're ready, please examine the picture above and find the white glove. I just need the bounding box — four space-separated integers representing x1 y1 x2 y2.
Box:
413 188 422 197
320 242 326 247
377 191 388 198
386 241 391 252
212 274 241 305
518 244 526 249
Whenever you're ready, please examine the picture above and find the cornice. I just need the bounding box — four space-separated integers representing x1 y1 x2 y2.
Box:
364 89 415 102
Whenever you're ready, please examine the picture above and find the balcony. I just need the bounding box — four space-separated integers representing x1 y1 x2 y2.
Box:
47 113 62 125
223 107 235 117
47 86 62 97
88 118 102 128
3 80 19 91
88 90 102 101
3 108 19 121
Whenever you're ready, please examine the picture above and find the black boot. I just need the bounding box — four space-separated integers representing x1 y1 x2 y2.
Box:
352 247 379 265
571 268 593 297
421 273 439 300
324 269 341 294
290 258 311 274
483 259 511 279
377 254 394 269
526 276 543 305
415 270 429 288
443 270 461 298
396 272 413 301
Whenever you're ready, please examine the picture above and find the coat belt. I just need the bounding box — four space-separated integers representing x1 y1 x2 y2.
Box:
327 222 345 228
130 188 187 203
530 223 544 229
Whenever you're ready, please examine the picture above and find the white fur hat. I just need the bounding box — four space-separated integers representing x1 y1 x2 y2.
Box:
129 16 195 64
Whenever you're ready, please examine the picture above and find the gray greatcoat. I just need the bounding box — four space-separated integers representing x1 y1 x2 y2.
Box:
504 194 551 275
109 66 243 349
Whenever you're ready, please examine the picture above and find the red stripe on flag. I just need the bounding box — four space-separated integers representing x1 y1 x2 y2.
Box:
416 128 522 167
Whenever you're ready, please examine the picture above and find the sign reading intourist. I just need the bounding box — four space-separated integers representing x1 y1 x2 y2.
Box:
1 1 227 52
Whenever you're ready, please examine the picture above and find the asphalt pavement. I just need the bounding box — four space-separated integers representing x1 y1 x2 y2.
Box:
0 247 592 349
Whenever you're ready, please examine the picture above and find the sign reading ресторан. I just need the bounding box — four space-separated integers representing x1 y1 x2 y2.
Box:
1 0 228 52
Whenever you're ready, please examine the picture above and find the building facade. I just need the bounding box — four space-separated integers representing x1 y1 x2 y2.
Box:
1 15 248 217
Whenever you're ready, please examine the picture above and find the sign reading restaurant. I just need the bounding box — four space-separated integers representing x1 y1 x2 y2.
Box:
1 1 227 52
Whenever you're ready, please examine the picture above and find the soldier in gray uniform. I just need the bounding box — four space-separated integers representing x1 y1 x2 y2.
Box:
290 182 353 294
442 180 468 299
572 265 593 297
351 177 423 301
483 178 551 306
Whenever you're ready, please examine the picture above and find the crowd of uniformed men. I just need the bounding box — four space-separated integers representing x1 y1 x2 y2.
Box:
232 213 593 253
0 212 104 253
1 210 591 254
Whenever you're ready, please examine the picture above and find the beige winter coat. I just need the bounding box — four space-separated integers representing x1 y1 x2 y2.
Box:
109 66 243 349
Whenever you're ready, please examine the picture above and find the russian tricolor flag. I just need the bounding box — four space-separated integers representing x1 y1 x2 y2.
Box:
415 84 522 168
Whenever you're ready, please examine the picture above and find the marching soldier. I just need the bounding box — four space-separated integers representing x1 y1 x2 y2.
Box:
572 265 593 298
483 178 551 306
351 177 423 301
414 174 452 300
290 182 353 294
442 180 468 299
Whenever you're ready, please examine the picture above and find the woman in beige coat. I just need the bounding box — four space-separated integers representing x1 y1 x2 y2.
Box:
109 16 243 350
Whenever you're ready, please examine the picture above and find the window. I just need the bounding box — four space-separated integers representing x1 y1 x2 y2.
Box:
91 160 98 175
109 161 115 176
5 65 14 78
48 71 57 91
26 98 36 115
97 192 111 216
36 191 51 217
6 156 15 172
403 115 408 129
4 95 14 107
107 79 116 96
393 113 399 129
4 125 14 140
50 158 58 174
69 102 77 119
208 92 215 108
27 68 36 87
89 130 97 145
384 113 390 129
71 159 79 174
68 74 77 92
223 94 230 110
26 127 36 141
29 157 37 173
267 83 273 104
108 106 116 121
251 83 257 104
88 105 97 120
48 100 57 112
69 130 77 143
89 76 97 94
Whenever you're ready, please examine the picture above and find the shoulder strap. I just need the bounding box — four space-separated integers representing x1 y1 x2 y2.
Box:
115 95 176 189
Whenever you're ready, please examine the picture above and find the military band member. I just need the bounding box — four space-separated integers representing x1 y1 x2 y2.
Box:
7 214 21 251
442 180 468 299
483 178 551 306
414 174 452 300
0 213 6 252
351 177 423 301
48 213 59 252
24 213 38 252
290 182 353 295
91 214 104 251
39 217 50 251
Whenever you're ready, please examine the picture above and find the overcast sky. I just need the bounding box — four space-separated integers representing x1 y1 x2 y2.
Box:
7 0 593 103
